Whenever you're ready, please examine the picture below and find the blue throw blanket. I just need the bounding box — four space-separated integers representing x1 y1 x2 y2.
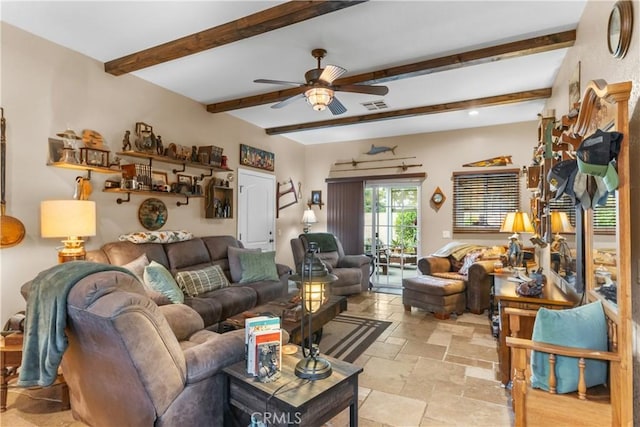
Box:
18 261 134 387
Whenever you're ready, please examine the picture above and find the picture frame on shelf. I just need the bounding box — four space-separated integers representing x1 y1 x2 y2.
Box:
311 190 322 205
79 147 110 168
152 171 169 191
240 144 274 172
177 174 193 186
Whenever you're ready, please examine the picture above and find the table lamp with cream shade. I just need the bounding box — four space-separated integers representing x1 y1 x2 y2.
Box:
41 200 96 263
301 208 317 233
500 211 534 268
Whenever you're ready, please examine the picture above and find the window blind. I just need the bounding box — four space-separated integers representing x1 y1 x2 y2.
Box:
453 169 520 233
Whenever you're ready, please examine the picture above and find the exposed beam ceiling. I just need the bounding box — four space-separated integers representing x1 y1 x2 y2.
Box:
265 88 552 135
3 1 587 145
206 30 574 114
105 1 366 76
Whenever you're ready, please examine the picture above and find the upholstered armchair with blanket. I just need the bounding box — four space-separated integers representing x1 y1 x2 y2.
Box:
291 233 370 295
21 264 245 427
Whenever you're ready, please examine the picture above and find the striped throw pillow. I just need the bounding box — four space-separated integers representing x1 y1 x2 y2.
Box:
176 265 230 297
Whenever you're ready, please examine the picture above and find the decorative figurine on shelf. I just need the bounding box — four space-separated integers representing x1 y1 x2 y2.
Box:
156 135 163 155
122 130 131 151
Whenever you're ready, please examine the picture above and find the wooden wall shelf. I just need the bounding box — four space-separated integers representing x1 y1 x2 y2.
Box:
117 151 232 178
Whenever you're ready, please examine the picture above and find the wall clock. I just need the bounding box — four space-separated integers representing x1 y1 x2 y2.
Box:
431 187 446 209
607 0 633 59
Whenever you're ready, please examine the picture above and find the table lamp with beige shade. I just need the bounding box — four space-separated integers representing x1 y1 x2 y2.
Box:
41 200 96 263
500 211 534 268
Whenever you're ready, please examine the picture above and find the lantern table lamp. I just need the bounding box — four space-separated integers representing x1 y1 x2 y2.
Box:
290 242 337 380
500 211 534 268
41 200 96 263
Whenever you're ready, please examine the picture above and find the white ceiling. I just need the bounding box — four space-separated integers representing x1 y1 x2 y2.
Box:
2 1 587 145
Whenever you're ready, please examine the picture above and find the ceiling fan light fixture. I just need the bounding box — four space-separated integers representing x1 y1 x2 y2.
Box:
305 87 334 111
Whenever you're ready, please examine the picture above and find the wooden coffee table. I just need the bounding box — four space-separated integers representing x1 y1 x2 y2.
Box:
224 348 362 426
223 295 347 345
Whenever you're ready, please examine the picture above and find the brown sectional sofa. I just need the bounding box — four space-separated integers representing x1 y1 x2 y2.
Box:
86 235 291 329
417 255 496 314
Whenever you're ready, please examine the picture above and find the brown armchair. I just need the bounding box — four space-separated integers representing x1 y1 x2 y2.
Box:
59 270 245 426
291 233 370 295
417 255 495 314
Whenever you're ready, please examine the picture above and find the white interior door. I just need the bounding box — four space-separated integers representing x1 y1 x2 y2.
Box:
237 168 276 251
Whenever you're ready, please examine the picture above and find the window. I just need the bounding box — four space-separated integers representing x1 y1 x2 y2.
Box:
453 169 520 233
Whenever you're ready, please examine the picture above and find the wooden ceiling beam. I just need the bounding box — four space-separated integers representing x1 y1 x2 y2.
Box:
207 30 574 113
265 88 552 135
104 1 367 76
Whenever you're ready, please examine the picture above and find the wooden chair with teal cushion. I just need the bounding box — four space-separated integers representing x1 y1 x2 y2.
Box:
506 300 620 426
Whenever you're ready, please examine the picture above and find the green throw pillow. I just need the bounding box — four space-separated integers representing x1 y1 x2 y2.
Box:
175 265 230 297
228 246 261 283
238 251 279 283
530 300 608 394
143 261 184 304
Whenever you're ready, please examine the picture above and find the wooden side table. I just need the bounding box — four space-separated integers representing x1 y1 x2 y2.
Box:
1 333 70 412
493 274 574 386
224 348 362 426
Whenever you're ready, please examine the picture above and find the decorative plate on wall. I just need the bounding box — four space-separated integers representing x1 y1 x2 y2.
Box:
138 198 167 231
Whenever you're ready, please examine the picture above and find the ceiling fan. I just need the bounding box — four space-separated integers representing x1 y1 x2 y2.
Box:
254 49 389 115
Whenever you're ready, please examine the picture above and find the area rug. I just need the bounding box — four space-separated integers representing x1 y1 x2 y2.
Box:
319 314 392 363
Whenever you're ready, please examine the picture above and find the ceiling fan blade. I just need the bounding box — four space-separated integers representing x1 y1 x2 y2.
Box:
328 97 347 115
254 79 304 87
334 84 389 96
271 93 306 109
319 65 347 84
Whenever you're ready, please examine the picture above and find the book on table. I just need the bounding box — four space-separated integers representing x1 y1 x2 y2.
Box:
245 316 280 375
251 329 282 382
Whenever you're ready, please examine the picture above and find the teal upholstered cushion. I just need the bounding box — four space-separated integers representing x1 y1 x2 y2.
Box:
175 265 230 297
530 300 608 394
238 251 279 283
143 261 184 304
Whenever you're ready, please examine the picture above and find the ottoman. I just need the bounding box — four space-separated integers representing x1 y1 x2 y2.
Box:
402 275 466 320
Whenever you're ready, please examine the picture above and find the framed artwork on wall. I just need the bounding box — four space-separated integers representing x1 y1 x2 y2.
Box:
240 144 274 171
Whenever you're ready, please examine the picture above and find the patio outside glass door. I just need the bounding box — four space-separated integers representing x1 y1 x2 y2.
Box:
364 183 420 292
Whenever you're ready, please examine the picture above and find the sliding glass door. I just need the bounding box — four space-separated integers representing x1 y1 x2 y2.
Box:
364 182 420 291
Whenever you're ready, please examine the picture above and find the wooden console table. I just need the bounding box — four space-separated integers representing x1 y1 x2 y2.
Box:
493 274 574 385
224 349 362 426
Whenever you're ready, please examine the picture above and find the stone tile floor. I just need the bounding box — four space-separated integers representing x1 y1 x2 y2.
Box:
1 291 513 426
